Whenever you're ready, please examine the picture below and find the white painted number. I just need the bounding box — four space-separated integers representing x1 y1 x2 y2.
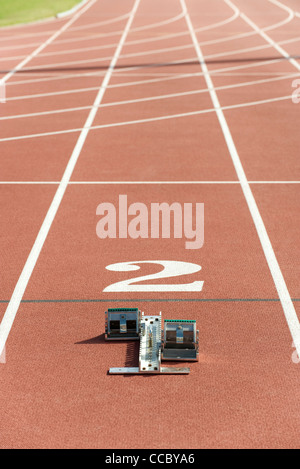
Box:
104 260 204 292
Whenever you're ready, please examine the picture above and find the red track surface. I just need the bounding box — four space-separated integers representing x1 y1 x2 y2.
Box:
0 0 300 449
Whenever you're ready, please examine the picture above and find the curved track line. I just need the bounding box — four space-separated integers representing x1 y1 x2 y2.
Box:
183 0 300 356
0 0 98 85
0 181 299 185
0 29 61 43
4 71 299 109
0 8 240 61
201 35 300 61
48 7 237 47
226 0 300 72
7 53 290 93
0 0 290 52
51 10 187 45
5 70 181 88
69 12 130 31
0 7 238 53
0 13 130 52
0 42 196 64
0 0 142 361
106 54 290 79
0 2 129 41
10 23 300 65
0 93 293 142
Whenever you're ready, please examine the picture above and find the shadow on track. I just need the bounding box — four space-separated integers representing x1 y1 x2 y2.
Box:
1 55 299 75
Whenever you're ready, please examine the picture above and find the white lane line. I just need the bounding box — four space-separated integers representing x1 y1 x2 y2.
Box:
0 11 182 48
0 93 294 142
55 10 187 45
2 33 300 65
0 14 131 52
0 0 98 85
0 180 299 185
68 180 300 185
0 0 141 358
69 12 130 31
0 7 237 54
1 42 197 70
27 0 291 49
2 72 299 121
236 0 300 73
0 5 238 65
0 0 289 54
0 3 128 42
96 54 290 79
4 52 288 94
181 0 300 355
0 29 61 43
0 182 60 185
5 70 173 88
6 86 103 102
18 7 232 49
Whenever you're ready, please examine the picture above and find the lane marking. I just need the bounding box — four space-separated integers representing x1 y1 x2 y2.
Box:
0 13 131 52
0 93 294 142
0 0 142 358
0 0 238 53
0 0 98 85
5 55 298 103
181 0 300 355
5 66 295 90
0 0 290 54
2 72 299 121
5 50 294 92
90 55 292 80
68 12 130 31
1 298 299 304
0 5 129 43
0 181 300 185
226 0 300 72
2 33 300 66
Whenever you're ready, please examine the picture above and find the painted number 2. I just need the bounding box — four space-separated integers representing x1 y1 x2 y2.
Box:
103 260 204 292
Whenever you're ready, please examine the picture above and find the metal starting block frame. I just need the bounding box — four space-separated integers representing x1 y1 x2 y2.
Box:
107 311 198 375
105 308 141 340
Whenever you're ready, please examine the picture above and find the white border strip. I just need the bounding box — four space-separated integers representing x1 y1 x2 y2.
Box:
57 0 90 19
0 0 141 359
181 0 300 355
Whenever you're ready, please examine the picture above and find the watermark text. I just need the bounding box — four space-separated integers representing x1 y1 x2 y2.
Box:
292 79 300 104
0 80 6 104
96 195 204 250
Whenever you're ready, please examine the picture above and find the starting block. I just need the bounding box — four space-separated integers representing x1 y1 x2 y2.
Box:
162 320 199 362
107 311 198 375
105 308 141 340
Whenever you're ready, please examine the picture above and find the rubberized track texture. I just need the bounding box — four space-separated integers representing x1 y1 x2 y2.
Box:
0 0 299 449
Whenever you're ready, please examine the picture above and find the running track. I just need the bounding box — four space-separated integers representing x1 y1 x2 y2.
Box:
0 0 300 449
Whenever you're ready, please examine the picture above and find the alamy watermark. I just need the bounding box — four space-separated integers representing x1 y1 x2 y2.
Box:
0 80 6 104
96 195 204 250
292 79 300 104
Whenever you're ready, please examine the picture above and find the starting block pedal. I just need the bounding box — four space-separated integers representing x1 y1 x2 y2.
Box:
162 320 199 361
105 308 141 340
